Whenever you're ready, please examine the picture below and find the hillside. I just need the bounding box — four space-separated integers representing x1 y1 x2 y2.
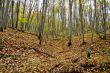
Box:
0 29 110 73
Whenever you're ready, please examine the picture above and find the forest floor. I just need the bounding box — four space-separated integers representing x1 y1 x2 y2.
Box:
0 28 110 73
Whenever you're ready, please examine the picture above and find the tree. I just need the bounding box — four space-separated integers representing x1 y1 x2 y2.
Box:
20 0 26 31
11 0 15 29
38 0 47 45
15 0 20 29
79 0 86 45
68 0 73 46
0 0 4 32
102 0 107 39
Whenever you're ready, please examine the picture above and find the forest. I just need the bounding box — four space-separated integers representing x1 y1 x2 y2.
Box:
0 0 110 73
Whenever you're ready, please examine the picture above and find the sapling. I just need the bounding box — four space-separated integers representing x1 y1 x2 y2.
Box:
86 43 93 60
0 27 3 32
86 47 91 59
0 35 4 50
0 35 3 44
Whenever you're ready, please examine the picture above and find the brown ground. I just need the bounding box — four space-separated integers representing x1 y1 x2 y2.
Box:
0 28 110 73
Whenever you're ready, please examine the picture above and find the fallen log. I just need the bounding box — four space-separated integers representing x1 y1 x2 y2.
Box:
29 48 55 58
